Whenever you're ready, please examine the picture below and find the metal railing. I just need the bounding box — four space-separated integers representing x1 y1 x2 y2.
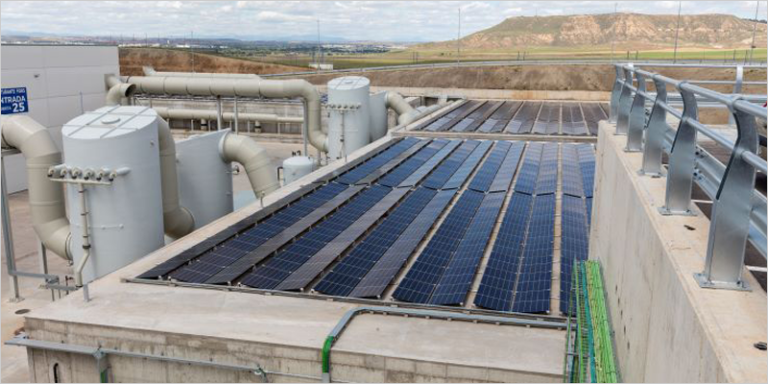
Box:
609 63 767 291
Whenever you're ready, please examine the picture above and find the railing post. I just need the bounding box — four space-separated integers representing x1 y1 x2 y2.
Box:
609 65 623 123
694 98 758 291
625 71 647 152
616 65 634 135
639 76 668 177
659 82 697 216
727 65 743 125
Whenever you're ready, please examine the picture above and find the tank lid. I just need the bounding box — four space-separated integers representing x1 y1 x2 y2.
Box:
327 76 370 91
62 106 158 140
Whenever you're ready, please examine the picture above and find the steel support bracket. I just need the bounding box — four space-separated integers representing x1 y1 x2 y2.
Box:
660 82 698 215
616 65 634 135
625 70 647 152
609 65 623 123
693 272 750 291
639 75 670 177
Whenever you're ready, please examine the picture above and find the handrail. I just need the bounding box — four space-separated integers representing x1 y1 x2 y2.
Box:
610 63 768 291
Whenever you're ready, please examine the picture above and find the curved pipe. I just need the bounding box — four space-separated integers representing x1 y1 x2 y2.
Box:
219 133 279 197
0 116 71 260
143 66 261 79
156 118 195 239
386 91 449 126
123 76 328 152
105 75 136 106
152 107 303 125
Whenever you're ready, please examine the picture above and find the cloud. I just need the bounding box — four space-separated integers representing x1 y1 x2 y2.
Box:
0 1 764 42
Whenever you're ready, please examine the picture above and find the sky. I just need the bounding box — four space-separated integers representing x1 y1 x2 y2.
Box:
1 1 765 42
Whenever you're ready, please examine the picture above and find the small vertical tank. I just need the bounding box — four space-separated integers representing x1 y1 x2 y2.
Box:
369 91 388 141
327 76 371 160
62 106 164 283
282 156 315 185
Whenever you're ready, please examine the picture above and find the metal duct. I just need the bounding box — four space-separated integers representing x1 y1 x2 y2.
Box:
0 116 71 260
156 118 195 239
385 91 448 126
123 76 328 152
143 66 261 79
219 133 279 197
105 75 136 106
152 107 303 125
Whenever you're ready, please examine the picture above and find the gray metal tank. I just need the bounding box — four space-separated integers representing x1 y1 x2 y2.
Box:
327 76 371 160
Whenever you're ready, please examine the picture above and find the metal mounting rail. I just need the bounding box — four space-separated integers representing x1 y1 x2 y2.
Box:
609 63 768 291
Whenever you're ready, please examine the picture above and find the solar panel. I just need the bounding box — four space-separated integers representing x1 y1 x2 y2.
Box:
562 103 588 136
354 139 431 185
580 103 606 136
442 140 493 190
450 119 475 132
535 143 559 195
460 101 504 133
559 195 589 314
378 139 448 187
275 187 411 291
392 190 485 304
577 144 596 198
421 140 480 190
239 185 392 290
204 185 367 285
437 100 485 132
561 144 585 197
586 197 593 226
504 102 541 134
398 140 462 187
429 192 506 305
487 141 524 192
479 101 523 133
336 137 420 185
511 194 556 313
147 182 349 282
468 141 512 192
313 187 437 296
514 142 543 195
349 189 457 298
532 103 560 135
473 193 532 311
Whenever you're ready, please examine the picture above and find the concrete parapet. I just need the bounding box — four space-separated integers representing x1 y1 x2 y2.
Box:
590 121 767 382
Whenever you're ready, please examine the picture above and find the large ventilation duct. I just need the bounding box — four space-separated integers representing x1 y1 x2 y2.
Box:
219 133 279 196
123 76 328 152
156 118 196 239
143 66 261 79
0 116 71 260
105 75 137 106
386 91 448 126
152 107 303 125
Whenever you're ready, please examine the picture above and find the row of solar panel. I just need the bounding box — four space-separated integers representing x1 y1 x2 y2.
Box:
139 137 595 316
418 100 608 136
562 143 596 198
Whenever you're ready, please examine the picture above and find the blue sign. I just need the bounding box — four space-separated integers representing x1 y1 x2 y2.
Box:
1 87 29 115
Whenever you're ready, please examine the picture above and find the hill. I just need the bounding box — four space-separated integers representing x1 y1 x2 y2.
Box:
119 48 305 76
419 13 767 50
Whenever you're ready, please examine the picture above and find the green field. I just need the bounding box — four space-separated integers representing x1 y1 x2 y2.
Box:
223 47 767 70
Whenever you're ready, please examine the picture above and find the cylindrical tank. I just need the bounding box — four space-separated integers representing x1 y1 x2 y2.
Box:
369 91 388 141
62 106 164 284
327 76 371 160
282 156 315 185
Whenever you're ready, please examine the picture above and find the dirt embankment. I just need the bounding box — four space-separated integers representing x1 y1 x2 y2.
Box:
119 48 304 76
292 65 766 93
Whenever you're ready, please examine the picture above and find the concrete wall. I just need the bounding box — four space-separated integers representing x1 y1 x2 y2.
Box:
1 45 119 193
590 121 767 382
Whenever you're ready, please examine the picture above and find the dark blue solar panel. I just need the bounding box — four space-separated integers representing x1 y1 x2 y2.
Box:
577 144 596 198
443 140 493 190
586 197 593 226
167 182 349 283
378 140 448 187
504 102 541 134
313 187 437 296
421 140 480 190
535 143 558 195
468 141 512 192
429 192 506 305
473 193 533 311
239 185 391 289
488 141 524 192
511 194 556 313
514 142 543 195
392 190 485 303
349 189 457 298
336 138 419 185
561 144 585 197
399 140 461 187
559 195 589 314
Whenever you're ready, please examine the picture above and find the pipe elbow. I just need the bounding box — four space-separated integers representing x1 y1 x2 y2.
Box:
163 206 195 239
106 80 136 106
156 118 195 239
220 133 279 196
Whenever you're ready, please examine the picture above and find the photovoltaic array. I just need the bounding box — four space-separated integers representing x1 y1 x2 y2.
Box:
416 100 608 137
138 136 596 316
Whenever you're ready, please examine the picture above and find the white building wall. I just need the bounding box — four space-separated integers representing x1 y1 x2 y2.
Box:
1 45 119 192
